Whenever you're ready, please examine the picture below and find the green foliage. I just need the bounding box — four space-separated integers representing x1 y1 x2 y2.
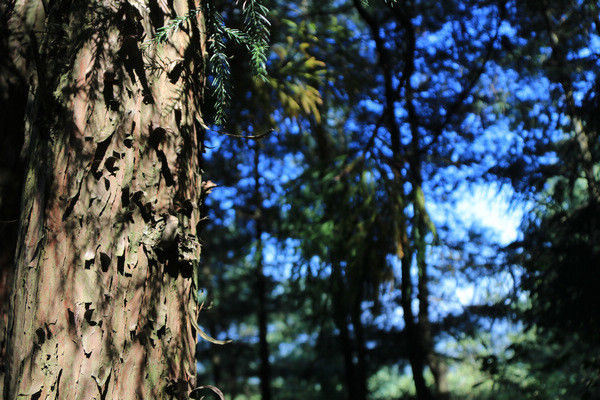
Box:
205 0 271 125
145 9 201 47
148 1 271 125
269 21 325 122
239 0 270 81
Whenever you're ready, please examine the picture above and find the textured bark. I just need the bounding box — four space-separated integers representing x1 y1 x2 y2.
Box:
4 1 206 399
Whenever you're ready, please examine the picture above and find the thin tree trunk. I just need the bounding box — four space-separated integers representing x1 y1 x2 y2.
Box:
352 2 431 397
350 300 368 400
428 355 449 400
393 172 430 400
316 326 339 398
5 1 206 399
331 262 359 400
208 321 223 386
415 214 449 400
398 242 430 400
201 262 222 387
253 143 272 400
309 98 360 400
411 144 449 400
416 234 449 399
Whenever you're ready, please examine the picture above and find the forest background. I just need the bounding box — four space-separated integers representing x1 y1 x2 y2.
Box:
0 0 599 399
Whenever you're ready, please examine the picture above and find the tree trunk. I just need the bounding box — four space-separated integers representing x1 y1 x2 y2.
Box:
352 1 431 397
0 2 28 395
416 228 449 400
4 1 206 399
350 299 368 400
253 144 272 400
394 189 431 400
398 251 430 400
331 262 358 400
428 355 449 400
309 101 360 400
415 225 449 400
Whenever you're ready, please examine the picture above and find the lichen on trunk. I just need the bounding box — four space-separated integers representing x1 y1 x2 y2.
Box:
4 1 207 399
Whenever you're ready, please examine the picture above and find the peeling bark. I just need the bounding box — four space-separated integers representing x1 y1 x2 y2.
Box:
4 1 207 399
